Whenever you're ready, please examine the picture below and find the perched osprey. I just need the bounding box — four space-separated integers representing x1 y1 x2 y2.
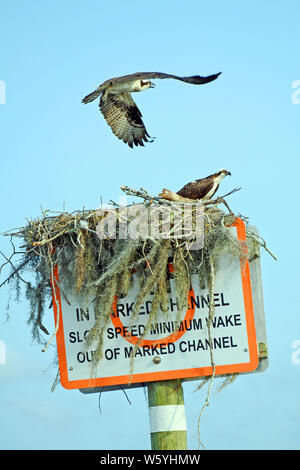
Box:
176 169 231 200
82 71 221 148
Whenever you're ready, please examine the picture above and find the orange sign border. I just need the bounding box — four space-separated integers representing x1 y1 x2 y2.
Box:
51 218 258 390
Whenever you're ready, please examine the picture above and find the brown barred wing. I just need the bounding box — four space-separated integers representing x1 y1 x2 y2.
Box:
99 93 153 148
177 179 215 200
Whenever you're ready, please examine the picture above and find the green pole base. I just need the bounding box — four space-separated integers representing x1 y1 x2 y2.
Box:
147 379 188 450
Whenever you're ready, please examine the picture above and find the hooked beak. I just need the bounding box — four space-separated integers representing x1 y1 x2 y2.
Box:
150 82 155 88
226 171 231 176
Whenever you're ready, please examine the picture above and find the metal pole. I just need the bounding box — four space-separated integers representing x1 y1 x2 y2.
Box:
147 379 188 450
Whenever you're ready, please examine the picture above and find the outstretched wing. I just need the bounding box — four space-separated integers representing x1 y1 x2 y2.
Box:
109 71 222 86
82 71 221 103
99 93 152 148
177 179 215 200
82 87 103 104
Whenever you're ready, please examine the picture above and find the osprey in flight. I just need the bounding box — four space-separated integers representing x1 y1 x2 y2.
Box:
176 169 231 200
82 71 221 148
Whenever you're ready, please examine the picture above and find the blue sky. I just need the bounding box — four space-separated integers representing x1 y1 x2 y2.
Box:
0 0 299 450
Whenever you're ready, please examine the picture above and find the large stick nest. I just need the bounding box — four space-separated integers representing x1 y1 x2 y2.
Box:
0 187 273 370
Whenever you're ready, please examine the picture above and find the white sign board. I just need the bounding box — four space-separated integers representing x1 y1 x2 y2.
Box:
51 219 264 390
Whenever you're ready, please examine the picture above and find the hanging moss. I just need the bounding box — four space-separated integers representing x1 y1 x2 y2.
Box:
86 274 118 375
173 246 190 312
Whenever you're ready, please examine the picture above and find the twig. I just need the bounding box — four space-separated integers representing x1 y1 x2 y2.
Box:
122 185 241 214
203 187 241 205
0 252 34 288
121 185 173 205
119 386 132 405
32 227 68 246
202 187 242 214
246 229 277 261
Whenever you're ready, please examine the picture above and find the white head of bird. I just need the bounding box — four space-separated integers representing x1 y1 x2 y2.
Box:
217 169 231 180
134 80 155 92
